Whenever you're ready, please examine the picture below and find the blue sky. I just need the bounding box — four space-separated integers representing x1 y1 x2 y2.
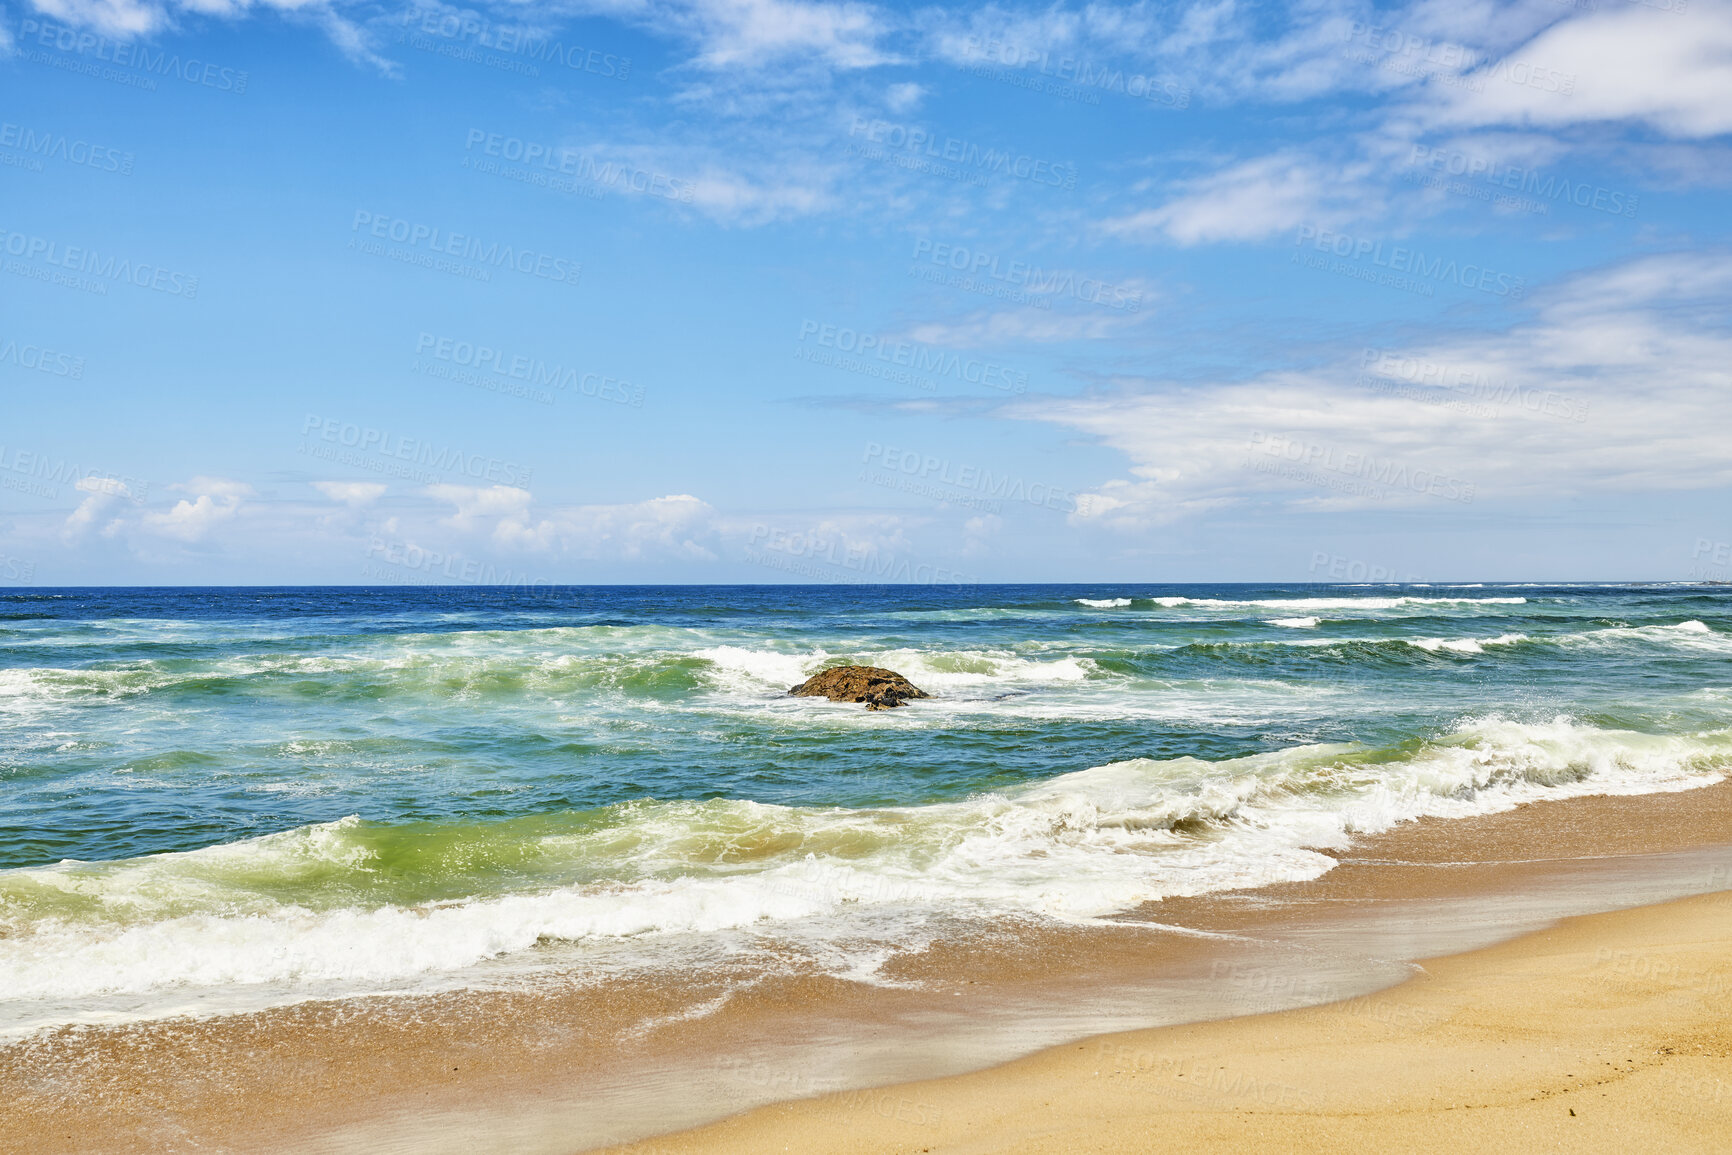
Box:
2 0 1730 585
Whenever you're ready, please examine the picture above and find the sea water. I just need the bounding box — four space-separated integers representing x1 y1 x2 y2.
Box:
2 583 1728 1032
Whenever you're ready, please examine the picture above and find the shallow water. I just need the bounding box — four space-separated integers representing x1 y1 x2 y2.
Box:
2 583 1729 1031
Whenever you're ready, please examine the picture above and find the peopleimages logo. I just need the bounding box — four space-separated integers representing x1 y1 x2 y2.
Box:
1361 349 1589 423
862 442 1078 512
349 212 581 286
414 333 644 406
0 446 148 502
1294 226 1525 299
959 36 1190 109
462 131 693 202
1694 539 1732 567
1308 551 1422 583
1405 146 1638 219
1249 431 1475 503
0 122 133 174
0 338 84 378
299 415 534 486
847 118 1077 189
745 525 977 585
0 228 198 297
797 320 1027 393
363 538 560 597
18 18 249 93
399 10 630 80
910 240 1141 311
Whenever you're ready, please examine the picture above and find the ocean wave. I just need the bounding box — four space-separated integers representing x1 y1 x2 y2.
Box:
1557 621 1732 654
1174 633 1531 657
0 639 721 709
1149 596 1528 610
1407 633 1531 655
2 718 1724 1023
1075 598 1133 608
12 615 1716 724
694 645 824 692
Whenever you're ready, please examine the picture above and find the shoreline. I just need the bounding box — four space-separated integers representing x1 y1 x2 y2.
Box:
4 780 1730 1153
606 887 1732 1154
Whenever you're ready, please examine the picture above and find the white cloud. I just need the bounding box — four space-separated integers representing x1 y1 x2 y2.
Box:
1018 251 1732 529
1425 3 1732 138
60 476 137 544
959 512 1002 555
28 0 165 37
419 484 721 560
494 493 722 560
312 480 387 506
1103 152 1380 245
50 478 729 571
685 160 836 223
659 0 890 70
884 80 924 111
551 134 838 225
139 477 254 543
29 0 350 38
74 475 138 499
923 3 1084 68
919 0 1377 106
738 510 926 574
142 496 237 541
425 483 534 531
176 476 254 500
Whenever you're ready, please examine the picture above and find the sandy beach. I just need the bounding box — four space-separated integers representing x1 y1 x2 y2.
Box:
9 0 1730 1139
606 887 1732 1154
4 781 1729 1154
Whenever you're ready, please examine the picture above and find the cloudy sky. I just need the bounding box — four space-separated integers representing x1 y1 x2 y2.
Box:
3 0 1729 584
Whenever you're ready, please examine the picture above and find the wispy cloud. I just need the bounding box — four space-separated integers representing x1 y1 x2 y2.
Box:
1103 151 1383 244
672 0 890 69
905 304 1146 347
1017 251 1732 528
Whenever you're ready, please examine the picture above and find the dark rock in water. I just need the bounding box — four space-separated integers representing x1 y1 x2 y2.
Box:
789 665 931 710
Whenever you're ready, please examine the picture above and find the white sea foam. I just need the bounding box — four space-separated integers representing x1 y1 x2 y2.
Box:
1562 622 1732 655
868 648 1094 689
1151 596 1527 610
2 718 1724 1029
695 646 1095 699
695 645 826 692
1267 617 1320 629
1407 633 1530 655
1075 598 1133 608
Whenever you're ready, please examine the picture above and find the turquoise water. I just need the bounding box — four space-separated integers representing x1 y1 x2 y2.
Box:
2 584 1729 1029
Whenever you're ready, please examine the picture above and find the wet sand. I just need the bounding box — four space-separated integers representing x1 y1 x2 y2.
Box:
611 889 1732 1154
4 780 1730 1154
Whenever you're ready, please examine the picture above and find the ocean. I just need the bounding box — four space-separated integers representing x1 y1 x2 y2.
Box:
2 583 1729 1036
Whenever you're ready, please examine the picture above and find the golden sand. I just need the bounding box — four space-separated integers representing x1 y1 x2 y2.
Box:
607 890 1732 1154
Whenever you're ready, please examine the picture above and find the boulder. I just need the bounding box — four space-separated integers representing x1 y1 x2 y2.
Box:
788 665 931 710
